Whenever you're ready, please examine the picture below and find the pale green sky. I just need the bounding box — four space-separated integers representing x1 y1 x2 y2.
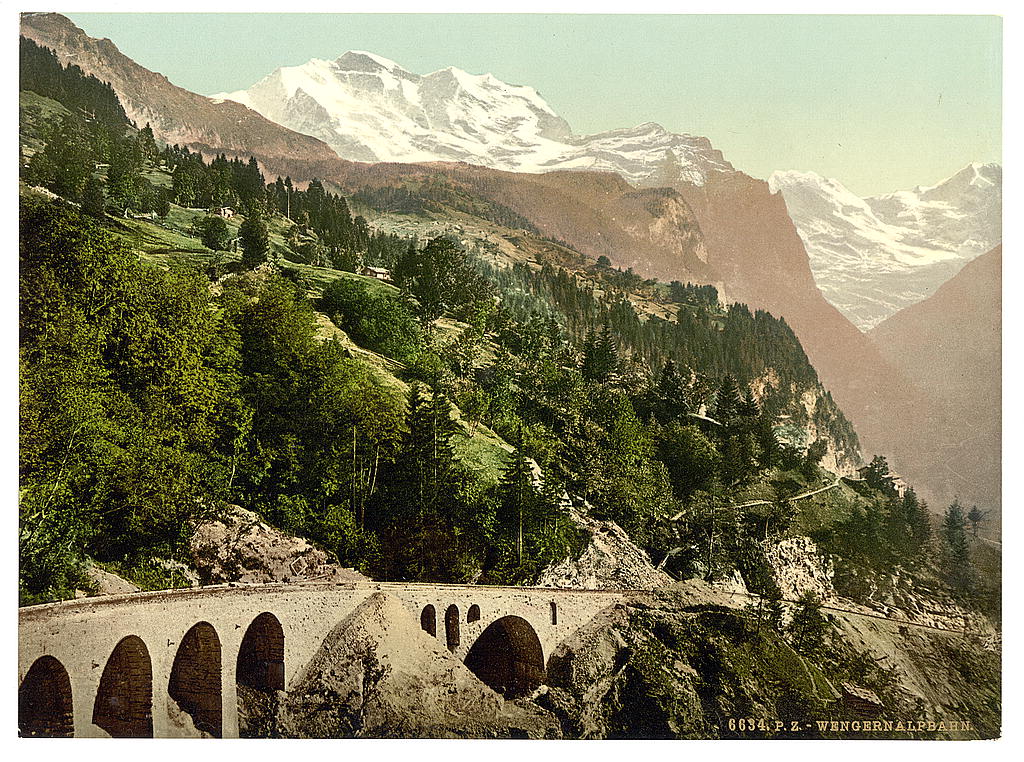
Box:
65 13 1001 196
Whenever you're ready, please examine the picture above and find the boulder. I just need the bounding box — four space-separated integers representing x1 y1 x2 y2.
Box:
190 504 369 585
537 502 674 590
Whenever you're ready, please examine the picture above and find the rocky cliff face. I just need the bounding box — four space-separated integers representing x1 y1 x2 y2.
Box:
20 13 342 180
539 584 998 739
765 536 836 602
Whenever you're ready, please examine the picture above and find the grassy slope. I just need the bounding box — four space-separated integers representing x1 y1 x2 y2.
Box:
19 90 71 157
74 182 518 487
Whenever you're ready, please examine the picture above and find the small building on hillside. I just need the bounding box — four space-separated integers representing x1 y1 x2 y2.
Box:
360 265 392 282
855 465 907 497
212 206 235 219
889 474 907 497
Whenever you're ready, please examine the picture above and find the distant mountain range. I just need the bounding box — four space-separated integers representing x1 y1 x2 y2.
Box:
770 164 1001 330
210 51 734 186
211 49 1002 333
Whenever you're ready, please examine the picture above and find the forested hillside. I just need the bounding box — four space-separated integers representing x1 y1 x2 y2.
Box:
18 40 995 635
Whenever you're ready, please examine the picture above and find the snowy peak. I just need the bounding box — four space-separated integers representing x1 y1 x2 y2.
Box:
211 51 732 184
335 50 404 72
913 161 1000 197
769 164 1002 331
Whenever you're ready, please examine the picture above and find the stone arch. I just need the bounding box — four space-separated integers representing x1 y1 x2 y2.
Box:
467 604 481 623
420 604 436 637
445 604 460 652
237 612 285 692
93 635 153 737
464 616 545 698
236 613 284 738
19 655 74 737
168 622 222 737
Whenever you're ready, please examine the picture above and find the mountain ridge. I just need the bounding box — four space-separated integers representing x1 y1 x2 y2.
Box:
210 50 734 186
20 11 998 515
770 163 1001 330
869 245 1001 516
20 12 343 180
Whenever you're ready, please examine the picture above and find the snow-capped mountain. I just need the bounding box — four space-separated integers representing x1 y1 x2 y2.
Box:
769 163 1001 330
210 51 733 185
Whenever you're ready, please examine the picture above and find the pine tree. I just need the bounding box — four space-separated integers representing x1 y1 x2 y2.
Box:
788 591 829 655
582 322 617 381
138 123 158 160
739 389 760 418
967 505 986 537
863 454 892 492
596 322 618 380
714 374 742 422
498 447 535 566
239 214 269 269
942 500 973 593
80 175 106 218
156 190 171 218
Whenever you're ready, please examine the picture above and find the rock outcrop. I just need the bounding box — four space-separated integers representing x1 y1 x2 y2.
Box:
764 536 836 602
537 502 674 590
79 564 141 597
265 592 560 738
190 504 368 585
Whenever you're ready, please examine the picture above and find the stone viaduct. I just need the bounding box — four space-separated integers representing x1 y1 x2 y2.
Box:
18 581 624 738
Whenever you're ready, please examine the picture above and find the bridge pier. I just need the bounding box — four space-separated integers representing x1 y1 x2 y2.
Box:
69 672 104 738
151 672 171 738
221 671 239 739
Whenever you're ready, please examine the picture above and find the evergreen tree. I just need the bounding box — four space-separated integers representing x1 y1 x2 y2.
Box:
942 500 973 593
788 592 829 655
497 447 536 566
137 123 158 160
738 389 760 418
910 496 933 558
155 190 171 218
967 506 986 537
714 374 743 422
863 454 892 492
581 322 618 381
239 214 270 269
80 175 105 218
